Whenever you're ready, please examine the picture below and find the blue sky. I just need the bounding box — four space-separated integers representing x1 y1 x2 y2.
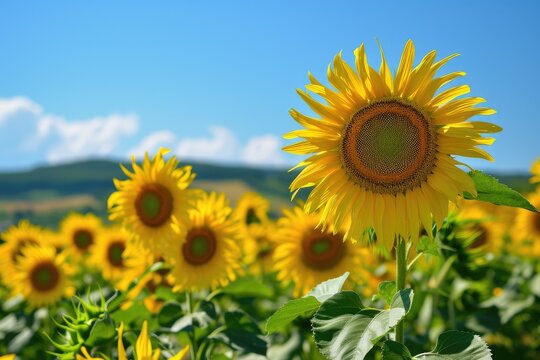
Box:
0 1 538 172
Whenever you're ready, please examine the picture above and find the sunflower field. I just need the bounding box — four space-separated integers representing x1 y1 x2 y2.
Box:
1 40 540 360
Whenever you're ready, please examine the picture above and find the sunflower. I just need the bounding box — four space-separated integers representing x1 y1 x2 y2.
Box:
273 206 376 296
117 321 190 360
108 148 198 255
454 200 505 253
530 157 540 184
0 220 47 285
512 189 540 257
11 244 73 308
165 191 242 291
284 40 500 250
0 356 15 360
251 221 278 274
60 212 103 260
232 192 271 229
90 226 148 290
77 322 189 360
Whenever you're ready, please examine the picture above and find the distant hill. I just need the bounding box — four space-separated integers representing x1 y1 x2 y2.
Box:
0 159 296 227
0 159 534 228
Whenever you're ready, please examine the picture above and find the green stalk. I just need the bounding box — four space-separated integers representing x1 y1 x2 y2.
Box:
186 292 199 359
395 237 407 344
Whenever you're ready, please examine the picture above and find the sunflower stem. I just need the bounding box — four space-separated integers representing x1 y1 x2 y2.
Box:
186 292 199 359
395 237 407 344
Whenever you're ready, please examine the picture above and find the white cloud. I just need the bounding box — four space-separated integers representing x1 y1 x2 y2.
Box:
0 97 42 125
37 113 139 163
176 126 240 162
128 130 176 158
242 134 286 166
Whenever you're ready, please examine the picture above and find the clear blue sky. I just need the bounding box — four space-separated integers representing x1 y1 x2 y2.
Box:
0 1 538 172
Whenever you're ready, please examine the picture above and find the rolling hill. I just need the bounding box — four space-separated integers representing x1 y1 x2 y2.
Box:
0 159 534 228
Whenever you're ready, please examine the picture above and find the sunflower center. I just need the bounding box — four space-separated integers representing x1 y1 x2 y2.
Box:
12 238 38 262
301 231 345 270
470 224 488 249
534 213 540 234
135 183 174 227
341 99 437 194
107 241 126 267
73 229 94 250
246 208 261 225
30 261 60 292
183 228 217 266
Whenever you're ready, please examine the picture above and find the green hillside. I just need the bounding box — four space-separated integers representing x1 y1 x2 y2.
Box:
0 159 534 228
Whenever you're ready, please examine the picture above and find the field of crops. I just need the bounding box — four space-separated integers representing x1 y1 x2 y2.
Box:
2 38 540 360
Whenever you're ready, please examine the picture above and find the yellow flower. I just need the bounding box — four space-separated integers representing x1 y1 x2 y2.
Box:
273 206 376 296
11 244 74 308
78 323 189 360
248 221 278 275
530 157 540 184
0 220 47 286
118 321 160 360
232 191 271 229
108 149 198 255
454 200 505 253
512 189 540 257
0 355 15 360
60 212 103 260
284 40 500 250
90 226 147 290
165 191 242 291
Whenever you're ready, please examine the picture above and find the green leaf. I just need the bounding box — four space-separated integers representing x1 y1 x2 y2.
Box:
214 310 267 355
157 301 183 327
414 330 492 359
312 289 414 360
417 235 439 256
220 276 274 298
464 171 537 212
266 296 320 334
86 313 116 346
312 291 367 358
307 272 350 302
382 340 413 360
375 281 397 306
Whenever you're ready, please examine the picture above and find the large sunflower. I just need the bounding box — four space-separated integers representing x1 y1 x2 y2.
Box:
273 206 376 296
90 226 147 290
60 212 103 260
0 220 47 285
165 191 242 291
512 189 540 257
108 149 198 255
11 244 73 308
284 40 500 250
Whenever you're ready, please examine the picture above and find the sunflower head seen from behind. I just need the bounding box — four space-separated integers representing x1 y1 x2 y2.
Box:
273 205 375 297
108 148 198 255
165 191 242 291
284 40 500 250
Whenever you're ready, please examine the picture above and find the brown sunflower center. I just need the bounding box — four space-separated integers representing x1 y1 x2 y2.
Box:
30 261 60 292
183 227 217 266
534 212 540 234
135 183 174 227
470 224 488 249
12 238 39 262
107 241 126 267
301 231 345 270
246 208 261 225
341 99 437 195
73 229 94 250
